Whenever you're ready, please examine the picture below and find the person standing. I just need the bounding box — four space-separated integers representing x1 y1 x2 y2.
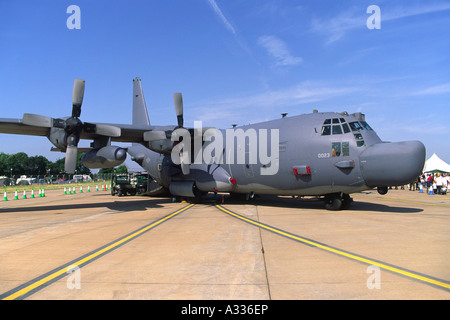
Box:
435 174 444 195
426 174 433 190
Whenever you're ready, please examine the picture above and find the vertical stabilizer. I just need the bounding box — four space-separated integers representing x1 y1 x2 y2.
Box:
132 77 150 126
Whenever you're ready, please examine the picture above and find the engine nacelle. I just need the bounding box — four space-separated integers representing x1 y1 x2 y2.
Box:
81 146 126 169
169 181 196 198
48 127 68 150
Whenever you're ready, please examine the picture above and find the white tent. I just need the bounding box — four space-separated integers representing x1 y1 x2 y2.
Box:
423 153 450 174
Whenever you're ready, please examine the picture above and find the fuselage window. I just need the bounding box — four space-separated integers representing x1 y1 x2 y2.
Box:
342 142 350 156
332 141 350 157
332 142 341 157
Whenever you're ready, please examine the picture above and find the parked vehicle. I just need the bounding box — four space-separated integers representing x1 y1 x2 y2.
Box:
111 174 136 196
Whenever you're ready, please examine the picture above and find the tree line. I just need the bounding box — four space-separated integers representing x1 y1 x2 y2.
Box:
0 152 91 177
0 152 128 178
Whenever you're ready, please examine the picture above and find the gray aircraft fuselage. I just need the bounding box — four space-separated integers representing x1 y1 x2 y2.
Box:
128 111 425 201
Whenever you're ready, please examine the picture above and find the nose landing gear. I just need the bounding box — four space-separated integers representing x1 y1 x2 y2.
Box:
377 186 388 195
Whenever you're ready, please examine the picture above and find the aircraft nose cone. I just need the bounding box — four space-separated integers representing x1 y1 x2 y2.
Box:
360 141 426 187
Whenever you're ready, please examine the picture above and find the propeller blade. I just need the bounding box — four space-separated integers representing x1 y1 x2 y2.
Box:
72 79 85 118
181 161 190 175
65 145 78 174
143 130 167 142
173 92 183 128
22 113 53 127
82 122 121 137
94 124 121 137
175 141 190 175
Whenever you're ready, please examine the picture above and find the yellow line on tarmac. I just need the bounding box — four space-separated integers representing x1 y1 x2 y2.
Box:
215 204 450 291
1 203 195 300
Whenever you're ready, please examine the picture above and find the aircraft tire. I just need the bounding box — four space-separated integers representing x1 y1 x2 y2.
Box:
324 194 343 211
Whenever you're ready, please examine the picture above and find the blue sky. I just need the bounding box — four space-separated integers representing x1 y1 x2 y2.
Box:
1 0 450 166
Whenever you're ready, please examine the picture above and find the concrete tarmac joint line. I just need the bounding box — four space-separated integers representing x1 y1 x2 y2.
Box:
0 203 195 300
214 204 450 293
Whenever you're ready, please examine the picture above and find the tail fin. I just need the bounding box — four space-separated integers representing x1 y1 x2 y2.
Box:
132 77 150 126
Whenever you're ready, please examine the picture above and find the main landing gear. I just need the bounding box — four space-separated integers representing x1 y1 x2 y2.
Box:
323 193 352 211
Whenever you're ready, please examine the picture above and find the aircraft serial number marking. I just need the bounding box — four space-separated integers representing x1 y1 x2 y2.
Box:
317 153 331 158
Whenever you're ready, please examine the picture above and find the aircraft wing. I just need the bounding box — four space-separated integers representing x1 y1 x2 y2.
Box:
81 123 162 143
0 118 49 137
0 117 173 144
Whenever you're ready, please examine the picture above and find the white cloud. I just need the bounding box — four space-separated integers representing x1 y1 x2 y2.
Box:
257 35 303 67
311 3 450 44
413 83 450 95
207 0 236 35
383 2 450 21
191 81 359 125
310 7 363 45
206 0 253 57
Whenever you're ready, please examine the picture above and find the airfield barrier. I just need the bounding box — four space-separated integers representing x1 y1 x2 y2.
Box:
1 182 114 201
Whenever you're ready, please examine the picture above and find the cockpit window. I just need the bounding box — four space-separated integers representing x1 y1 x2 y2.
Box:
354 133 365 147
342 123 350 133
332 125 343 135
360 121 373 130
349 121 364 131
322 118 368 136
321 125 331 135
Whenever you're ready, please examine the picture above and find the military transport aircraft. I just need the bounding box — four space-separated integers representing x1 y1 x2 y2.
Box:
0 78 426 210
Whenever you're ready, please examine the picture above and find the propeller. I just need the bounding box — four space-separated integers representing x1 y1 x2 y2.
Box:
72 78 85 118
173 92 184 128
143 92 197 175
63 79 85 174
173 93 191 174
22 79 121 174
143 92 185 143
